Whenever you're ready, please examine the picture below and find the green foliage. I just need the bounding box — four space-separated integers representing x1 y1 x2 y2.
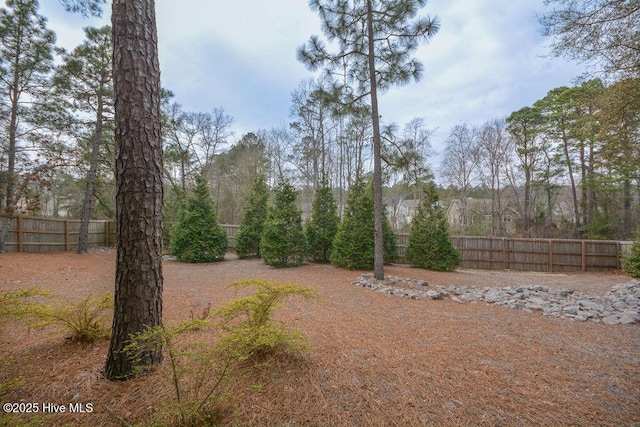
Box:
0 414 52 427
406 184 461 271
24 293 113 343
0 289 112 343
622 231 640 278
580 211 612 239
163 186 186 247
331 178 397 270
125 279 314 426
0 369 22 397
235 175 269 259
214 279 317 361
0 290 44 397
298 0 439 100
171 174 228 263
125 320 228 427
0 288 47 323
260 181 308 267
306 183 340 263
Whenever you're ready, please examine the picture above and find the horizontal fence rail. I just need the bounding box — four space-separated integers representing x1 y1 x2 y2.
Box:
1 216 632 272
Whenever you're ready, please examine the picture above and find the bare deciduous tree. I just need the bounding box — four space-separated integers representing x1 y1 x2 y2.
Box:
540 0 640 78
440 123 481 229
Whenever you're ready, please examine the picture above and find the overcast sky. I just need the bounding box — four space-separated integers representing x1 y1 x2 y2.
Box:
39 0 586 156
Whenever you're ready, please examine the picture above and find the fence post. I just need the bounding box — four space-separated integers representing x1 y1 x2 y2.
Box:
16 215 23 252
548 239 553 273
502 238 507 270
104 221 109 247
65 220 70 251
581 240 586 272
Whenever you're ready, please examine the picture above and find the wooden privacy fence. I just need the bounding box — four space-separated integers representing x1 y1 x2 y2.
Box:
396 234 633 273
1 217 632 272
0 215 116 253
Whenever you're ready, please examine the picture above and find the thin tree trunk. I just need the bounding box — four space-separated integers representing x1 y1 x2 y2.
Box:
623 179 632 238
367 0 384 280
579 141 588 228
0 68 20 253
523 176 531 236
77 98 104 254
105 0 164 380
587 139 597 225
561 129 580 237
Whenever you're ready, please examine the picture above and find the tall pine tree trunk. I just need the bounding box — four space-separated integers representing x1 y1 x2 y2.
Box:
367 0 385 280
104 0 164 380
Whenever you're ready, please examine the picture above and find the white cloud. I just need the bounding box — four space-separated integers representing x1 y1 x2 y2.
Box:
36 0 587 151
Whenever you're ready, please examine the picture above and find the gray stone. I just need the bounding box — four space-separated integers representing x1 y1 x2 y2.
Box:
425 290 441 300
528 296 547 307
351 274 640 325
578 299 605 312
563 306 579 315
619 310 639 324
603 316 621 325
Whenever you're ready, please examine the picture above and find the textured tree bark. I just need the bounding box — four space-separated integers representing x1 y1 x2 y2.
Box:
104 0 164 380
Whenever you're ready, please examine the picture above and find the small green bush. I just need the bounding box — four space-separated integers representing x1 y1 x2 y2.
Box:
236 175 269 259
622 232 640 278
405 183 461 271
0 289 112 343
126 319 228 427
125 279 315 426
260 181 307 267
214 279 317 360
24 293 113 343
0 288 48 323
171 174 228 263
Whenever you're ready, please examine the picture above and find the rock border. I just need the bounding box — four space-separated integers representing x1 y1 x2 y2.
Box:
352 274 640 325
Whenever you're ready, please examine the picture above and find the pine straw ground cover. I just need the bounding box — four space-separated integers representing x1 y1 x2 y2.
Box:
0 252 638 426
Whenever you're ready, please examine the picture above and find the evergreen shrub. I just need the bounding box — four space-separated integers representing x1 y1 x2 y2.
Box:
260 181 307 267
622 230 640 278
171 174 227 263
306 183 340 263
405 183 461 271
235 176 269 258
331 178 397 270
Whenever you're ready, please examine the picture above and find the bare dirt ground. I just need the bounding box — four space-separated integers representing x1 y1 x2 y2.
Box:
1 251 639 426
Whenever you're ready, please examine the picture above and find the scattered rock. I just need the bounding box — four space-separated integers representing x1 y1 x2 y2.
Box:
352 274 640 325
425 290 441 300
